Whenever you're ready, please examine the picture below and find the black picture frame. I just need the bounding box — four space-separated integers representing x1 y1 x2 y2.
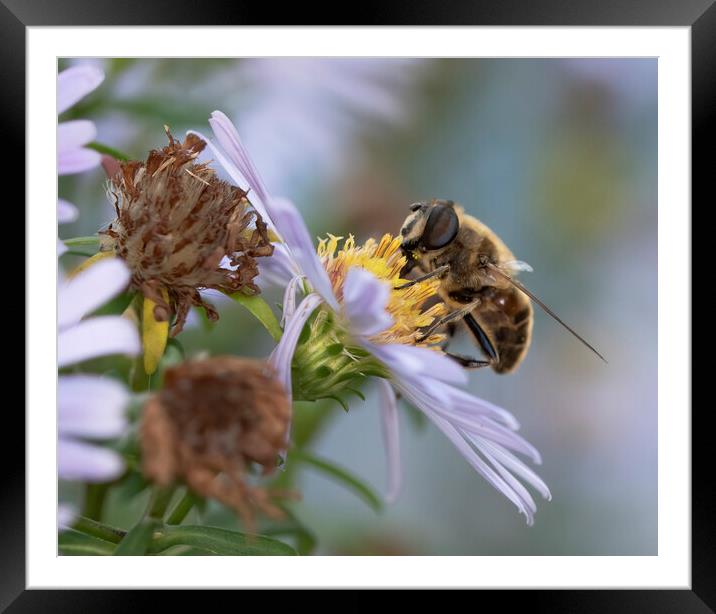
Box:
7 0 703 609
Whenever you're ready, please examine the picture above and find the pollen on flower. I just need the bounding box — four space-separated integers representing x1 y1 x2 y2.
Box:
317 233 448 346
140 356 295 531
100 130 273 335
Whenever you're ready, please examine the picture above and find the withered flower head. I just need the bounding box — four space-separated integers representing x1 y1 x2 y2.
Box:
101 129 273 334
141 356 293 530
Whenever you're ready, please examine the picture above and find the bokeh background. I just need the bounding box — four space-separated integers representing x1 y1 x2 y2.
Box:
59 57 657 555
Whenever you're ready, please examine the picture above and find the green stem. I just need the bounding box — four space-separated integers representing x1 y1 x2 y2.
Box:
166 491 197 525
147 485 176 520
82 483 109 521
73 516 126 544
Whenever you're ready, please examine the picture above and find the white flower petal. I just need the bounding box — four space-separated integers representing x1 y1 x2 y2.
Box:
57 147 101 175
57 238 68 257
57 64 105 114
377 379 402 503
58 258 131 328
58 438 125 482
343 267 393 337
58 120 97 153
58 199 79 224
269 293 323 400
58 374 128 438
58 316 140 368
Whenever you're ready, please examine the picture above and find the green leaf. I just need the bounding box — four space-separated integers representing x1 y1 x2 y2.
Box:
230 293 283 342
262 509 317 555
148 525 297 556
86 141 131 161
59 529 115 556
113 518 159 555
63 235 101 248
291 450 383 513
166 337 186 360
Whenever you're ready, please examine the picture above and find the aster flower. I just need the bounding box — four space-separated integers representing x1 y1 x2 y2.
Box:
58 258 140 525
190 112 551 524
98 129 273 373
141 356 292 531
57 64 105 228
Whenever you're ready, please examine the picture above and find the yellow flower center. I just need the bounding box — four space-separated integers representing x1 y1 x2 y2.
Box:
317 233 447 346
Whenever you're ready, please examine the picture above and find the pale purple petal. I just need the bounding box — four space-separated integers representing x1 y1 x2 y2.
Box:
476 438 551 500
438 411 542 464
58 120 96 153
58 438 125 482
387 371 546 523
269 197 338 310
58 316 140 368
58 199 78 224
57 65 104 114
208 110 273 215
269 293 323 400
58 258 132 328
191 114 338 308
377 378 402 503
57 238 68 257
58 147 101 175
343 267 393 337
364 341 467 386
281 274 305 326
58 503 76 531
445 386 521 430
256 242 302 290
419 407 533 523
187 128 274 227
58 375 128 438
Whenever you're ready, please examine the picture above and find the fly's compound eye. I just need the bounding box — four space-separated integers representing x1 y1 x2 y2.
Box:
422 204 459 250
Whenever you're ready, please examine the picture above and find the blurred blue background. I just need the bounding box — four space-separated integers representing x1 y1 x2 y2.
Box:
59 58 657 555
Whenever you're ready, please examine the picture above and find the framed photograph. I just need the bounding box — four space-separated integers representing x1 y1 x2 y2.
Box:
9 0 703 607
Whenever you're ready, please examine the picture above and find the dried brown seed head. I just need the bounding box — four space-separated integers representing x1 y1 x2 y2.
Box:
101 131 273 334
140 356 294 530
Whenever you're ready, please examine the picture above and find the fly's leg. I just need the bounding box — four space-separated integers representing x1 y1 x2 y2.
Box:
416 300 480 342
463 312 499 364
395 265 450 290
